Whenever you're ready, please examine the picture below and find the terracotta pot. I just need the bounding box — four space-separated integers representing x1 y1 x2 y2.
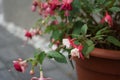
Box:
74 48 120 80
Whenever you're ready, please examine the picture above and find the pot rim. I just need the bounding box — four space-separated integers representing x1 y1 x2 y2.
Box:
90 48 120 60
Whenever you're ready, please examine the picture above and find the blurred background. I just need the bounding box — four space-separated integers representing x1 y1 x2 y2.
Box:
3 0 39 28
0 0 77 80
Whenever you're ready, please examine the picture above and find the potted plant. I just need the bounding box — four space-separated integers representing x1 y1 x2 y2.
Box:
13 0 120 80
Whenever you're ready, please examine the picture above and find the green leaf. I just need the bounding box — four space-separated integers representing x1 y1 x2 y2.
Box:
29 58 38 66
106 36 120 47
96 0 105 4
73 0 80 7
72 21 83 38
51 30 61 40
36 52 46 64
80 24 88 35
92 8 102 13
45 25 53 33
109 7 120 12
96 27 108 35
31 60 38 66
47 51 67 63
82 40 95 58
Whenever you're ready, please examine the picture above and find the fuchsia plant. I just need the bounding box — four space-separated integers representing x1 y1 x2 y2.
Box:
13 0 120 80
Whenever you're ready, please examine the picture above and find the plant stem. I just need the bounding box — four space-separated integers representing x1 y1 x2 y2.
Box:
40 66 43 78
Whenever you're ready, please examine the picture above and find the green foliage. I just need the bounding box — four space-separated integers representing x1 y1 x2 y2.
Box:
92 8 102 13
38 52 46 64
82 40 95 58
34 51 46 64
107 36 120 47
27 0 120 71
72 21 83 38
109 7 120 12
80 24 88 35
47 51 67 63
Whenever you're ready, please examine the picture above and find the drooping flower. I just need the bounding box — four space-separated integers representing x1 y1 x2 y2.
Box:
70 48 80 58
31 77 52 80
70 44 84 59
60 0 73 16
51 20 59 25
41 2 49 10
25 31 33 39
39 2 55 17
100 11 113 27
49 0 61 10
51 44 58 50
24 28 41 39
31 70 52 80
13 58 27 72
60 0 73 10
62 38 71 48
30 69 35 75
68 38 77 48
76 45 84 60
32 0 38 12
32 5 37 12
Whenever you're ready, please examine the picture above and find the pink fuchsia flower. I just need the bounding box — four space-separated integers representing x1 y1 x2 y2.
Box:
60 0 73 10
30 69 35 75
71 48 80 58
76 45 84 60
70 44 84 60
32 5 37 12
39 5 54 17
25 31 33 39
51 20 59 25
62 38 77 48
49 0 61 10
31 77 52 80
32 0 38 12
100 11 113 27
60 0 73 16
13 58 27 72
45 7 54 15
68 38 77 48
24 28 41 39
40 2 49 10
39 2 54 17
31 70 52 80
33 0 38 7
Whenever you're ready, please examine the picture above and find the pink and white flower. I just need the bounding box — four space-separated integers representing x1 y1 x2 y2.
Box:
70 48 80 58
24 28 41 39
60 0 73 16
31 77 52 80
32 0 38 12
31 70 52 80
51 44 58 50
60 0 73 10
70 44 84 59
13 58 27 72
49 0 61 10
62 38 71 48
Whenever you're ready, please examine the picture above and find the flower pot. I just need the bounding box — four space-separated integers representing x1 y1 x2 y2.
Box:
74 48 120 80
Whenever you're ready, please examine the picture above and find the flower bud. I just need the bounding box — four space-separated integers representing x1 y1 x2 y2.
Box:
30 69 35 75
